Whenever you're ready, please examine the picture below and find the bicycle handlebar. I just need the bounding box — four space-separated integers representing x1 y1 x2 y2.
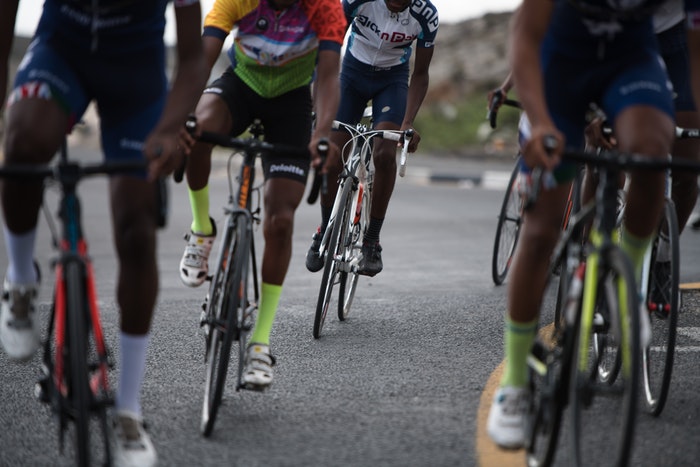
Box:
398 128 415 178
0 160 147 182
486 91 522 129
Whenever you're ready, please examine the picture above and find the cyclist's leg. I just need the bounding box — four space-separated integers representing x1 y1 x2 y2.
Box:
1 39 84 361
356 74 408 276
243 86 312 387
179 69 250 287
604 55 675 283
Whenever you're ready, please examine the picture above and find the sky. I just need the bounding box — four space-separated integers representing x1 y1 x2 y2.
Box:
14 1 521 40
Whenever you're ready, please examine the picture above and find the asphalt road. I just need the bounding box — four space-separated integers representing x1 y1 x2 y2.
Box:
1 147 700 466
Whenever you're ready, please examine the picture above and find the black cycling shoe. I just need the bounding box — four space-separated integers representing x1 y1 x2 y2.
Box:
305 227 324 272
358 241 383 277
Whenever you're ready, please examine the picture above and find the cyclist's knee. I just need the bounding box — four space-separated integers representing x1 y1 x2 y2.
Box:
264 209 294 241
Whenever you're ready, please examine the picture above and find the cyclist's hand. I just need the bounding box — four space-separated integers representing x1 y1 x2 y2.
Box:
143 131 186 182
310 136 339 174
400 126 421 153
522 126 564 171
487 88 506 110
584 117 616 150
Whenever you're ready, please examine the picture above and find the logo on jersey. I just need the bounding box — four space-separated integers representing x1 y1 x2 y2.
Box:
256 17 269 31
356 15 418 43
411 0 438 33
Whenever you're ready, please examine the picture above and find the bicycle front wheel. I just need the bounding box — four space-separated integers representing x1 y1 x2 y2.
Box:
643 198 679 416
65 260 91 467
491 160 522 285
338 180 368 321
570 246 640 467
314 180 354 338
201 217 248 437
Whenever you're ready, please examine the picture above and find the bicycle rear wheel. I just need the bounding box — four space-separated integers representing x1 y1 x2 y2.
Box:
314 180 353 338
570 246 640 467
338 179 368 321
491 160 522 285
201 217 248 437
65 260 91 467
643 198 679 416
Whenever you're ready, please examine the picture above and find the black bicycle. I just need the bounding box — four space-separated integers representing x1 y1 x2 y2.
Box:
0 140 146 467
185 117 326 436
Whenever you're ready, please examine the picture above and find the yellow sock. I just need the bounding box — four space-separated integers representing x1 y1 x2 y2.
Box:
500 316 538 388
250 283 282 345
188 185 213 235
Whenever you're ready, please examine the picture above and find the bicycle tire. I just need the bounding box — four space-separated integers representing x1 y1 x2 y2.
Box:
642 198 679 416
314 179 353 338
491 159 522 285
65 260 91 467
201 217 248 437
527 311 579 466
338 178 368 321
570 245 640 467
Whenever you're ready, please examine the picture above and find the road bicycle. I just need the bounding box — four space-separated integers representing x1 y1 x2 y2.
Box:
525 145 644 467
185 117 324 437
0 139 147 467
526 143 700 467
308 116 412 339
566 125 700 417
487 97 581 286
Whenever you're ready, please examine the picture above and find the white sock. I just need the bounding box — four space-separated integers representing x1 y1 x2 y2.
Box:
3 225 38 285
116 332 150 417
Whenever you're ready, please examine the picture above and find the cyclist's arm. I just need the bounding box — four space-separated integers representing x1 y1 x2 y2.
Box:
510 0 563 169
0 0 19 108
309 47 341 164
144 2 208 180
401 45 433 152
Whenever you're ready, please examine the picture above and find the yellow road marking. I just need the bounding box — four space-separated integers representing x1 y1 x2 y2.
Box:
680 282 700 290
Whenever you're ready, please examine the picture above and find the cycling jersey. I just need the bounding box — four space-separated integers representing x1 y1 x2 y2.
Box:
36 0 197 53
343 0 438 68
202 0 346 98
9 0 199 163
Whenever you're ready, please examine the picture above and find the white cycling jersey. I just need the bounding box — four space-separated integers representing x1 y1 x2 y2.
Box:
343 0 439 68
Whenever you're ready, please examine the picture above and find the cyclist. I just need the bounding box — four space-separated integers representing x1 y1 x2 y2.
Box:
486 0 700 450
304 0 439 277
0 1 208 465
177 0 346 389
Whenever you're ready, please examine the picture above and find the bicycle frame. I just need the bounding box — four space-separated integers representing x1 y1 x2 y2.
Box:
0 139 147 466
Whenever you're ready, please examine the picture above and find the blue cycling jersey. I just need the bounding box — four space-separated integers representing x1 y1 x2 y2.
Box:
36 0 196 53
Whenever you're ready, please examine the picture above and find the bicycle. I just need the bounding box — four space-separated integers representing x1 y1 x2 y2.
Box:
308 115 412 339
184 117 324 437
487 97 582 286
525 144 646 467
0 139 147 467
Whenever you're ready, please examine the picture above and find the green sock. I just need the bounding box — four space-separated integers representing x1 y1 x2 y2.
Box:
620 227 652 285
500 316 538 388
250 283 282 345
188 185 213 235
